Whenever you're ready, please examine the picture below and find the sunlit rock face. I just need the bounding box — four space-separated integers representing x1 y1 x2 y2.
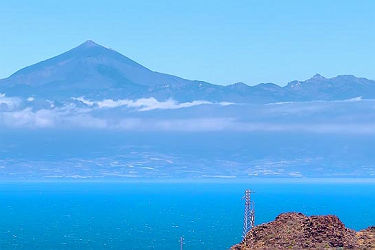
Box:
232 212 375 249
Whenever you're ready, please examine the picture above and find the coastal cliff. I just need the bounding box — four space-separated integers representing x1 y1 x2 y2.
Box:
232 212 375 249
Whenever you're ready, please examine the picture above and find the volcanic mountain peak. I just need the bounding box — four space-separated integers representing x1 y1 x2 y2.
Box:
78 40 102 48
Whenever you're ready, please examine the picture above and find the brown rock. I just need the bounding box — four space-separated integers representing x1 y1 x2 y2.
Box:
357 226 375 249
232 212 374 249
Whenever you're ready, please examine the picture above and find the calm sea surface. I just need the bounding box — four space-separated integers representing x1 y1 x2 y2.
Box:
0 182 374 249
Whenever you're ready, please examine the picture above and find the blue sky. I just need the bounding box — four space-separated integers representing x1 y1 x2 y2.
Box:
0 0 374 86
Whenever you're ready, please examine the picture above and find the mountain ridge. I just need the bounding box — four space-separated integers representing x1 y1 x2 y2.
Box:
1 40 375 103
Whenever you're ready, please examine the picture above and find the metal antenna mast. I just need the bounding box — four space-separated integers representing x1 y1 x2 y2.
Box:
242 189 255 240
179 236 184 250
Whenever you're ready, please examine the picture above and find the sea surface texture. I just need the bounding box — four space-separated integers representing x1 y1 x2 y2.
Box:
0 183 373 249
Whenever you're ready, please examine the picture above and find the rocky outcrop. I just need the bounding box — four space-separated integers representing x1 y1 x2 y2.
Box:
232 212 375 249
357 226 375 249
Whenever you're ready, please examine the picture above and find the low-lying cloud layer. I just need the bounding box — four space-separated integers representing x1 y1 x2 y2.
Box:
72 97 231 111
1 95 375 133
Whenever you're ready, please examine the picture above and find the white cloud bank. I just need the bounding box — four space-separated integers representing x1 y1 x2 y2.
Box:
0 96 374 134
72 97 231 111
2 107 375 134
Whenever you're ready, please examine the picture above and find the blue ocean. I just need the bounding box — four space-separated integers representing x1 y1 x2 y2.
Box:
0 182 374 249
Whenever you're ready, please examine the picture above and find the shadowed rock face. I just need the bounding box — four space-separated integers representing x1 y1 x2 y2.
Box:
232 212 374 249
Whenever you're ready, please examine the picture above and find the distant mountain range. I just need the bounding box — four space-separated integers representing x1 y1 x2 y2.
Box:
1 41 375 180
1 40 375 103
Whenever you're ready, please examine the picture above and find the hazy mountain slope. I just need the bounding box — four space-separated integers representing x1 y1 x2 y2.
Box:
0 41 218 100
285 74 375 101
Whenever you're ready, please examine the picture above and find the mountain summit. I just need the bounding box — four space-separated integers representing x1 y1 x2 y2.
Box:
1 41 375 102
310 73 326 80
78 40 102 48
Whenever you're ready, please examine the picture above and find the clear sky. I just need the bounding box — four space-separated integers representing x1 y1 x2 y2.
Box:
0 0 374 86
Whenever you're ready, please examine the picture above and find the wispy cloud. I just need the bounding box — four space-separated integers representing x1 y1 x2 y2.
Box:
0 107 106 129
0 93 21 110
72 97 227 111
268 96 365 106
